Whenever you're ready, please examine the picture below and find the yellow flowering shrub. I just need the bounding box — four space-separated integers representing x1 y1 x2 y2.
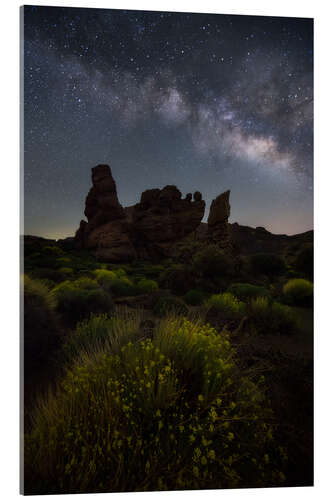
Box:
25 316 286 494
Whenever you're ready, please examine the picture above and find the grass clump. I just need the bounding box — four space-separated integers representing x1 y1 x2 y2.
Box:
62 310 144 365
152 295 189 317
227 283 270 302
25 316 286 494
205 293 246 319
184 289 205 306
23 275 59 373
283 279 313 308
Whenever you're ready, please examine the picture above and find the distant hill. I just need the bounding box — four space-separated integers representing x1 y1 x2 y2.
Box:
24 223 313 259
196 222 313 256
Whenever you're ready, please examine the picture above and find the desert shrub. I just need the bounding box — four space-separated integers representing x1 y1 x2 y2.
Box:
158 264 196 294
62 311 144 365
205 293 246 319
25 317 286 494
152 295 189 317
294 246 314 280
282 279 313 308
56 257 72 267
109 277 138 296
57 267 74 278
137 278 159 294
248 297 299 336
250 254 286 277
248 296 271 321
94 269 137 296
93 269 117 287
113 268 127 278
192 245 233 278
23 275 59 373
184 288 205 306
51 280 114 327
270 302 300 335
227 283 270 302
74 277 100 290
41 245 65 257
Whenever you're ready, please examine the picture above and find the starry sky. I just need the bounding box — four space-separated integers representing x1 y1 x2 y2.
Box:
23 5 313 239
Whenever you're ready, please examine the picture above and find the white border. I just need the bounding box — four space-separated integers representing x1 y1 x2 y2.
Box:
1 1 332 499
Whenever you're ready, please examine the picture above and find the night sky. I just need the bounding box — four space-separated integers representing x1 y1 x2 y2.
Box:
23 5 313 239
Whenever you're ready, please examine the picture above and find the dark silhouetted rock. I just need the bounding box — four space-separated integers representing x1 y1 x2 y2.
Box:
229 222 314 256
74 165 136 261
75 165 208 261
207 190 231 249
131 184 205 257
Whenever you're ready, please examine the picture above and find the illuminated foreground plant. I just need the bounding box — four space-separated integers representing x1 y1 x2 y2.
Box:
25 316 286 494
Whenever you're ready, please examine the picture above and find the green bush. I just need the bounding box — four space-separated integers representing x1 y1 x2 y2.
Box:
41 245 65 257
270 302 300 335
58 267 74 278
74 277 100 290
51 280 114 327
94 269 137 296
227 283 270 302
248 297 299 336
93 269 118 287
294 246 313 279
158 264 196 294
184 289 205 306
205 293 246 319
153 295 189 317
113 268 127 278
250 254 286 277
109 277 138 296
25 317 286 494
192 245 233 278
23 275 59 373
56 257 72 267
137 279 159 294
283 279 313 307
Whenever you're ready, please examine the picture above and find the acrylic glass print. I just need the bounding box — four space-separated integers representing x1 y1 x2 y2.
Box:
21 4 314 495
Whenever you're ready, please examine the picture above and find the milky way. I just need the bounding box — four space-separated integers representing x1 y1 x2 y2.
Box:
23 6 313 238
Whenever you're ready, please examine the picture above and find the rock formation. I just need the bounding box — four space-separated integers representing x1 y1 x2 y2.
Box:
207 190 231 250
75 164 234 261
74 165 136 262
129 185 205 257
